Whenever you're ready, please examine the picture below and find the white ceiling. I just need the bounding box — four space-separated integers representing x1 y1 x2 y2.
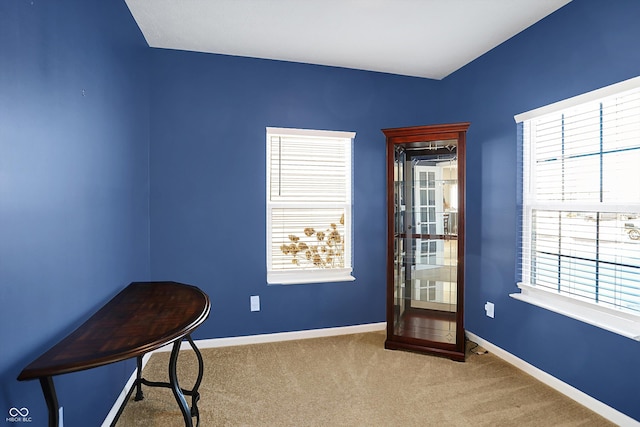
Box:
125 0 571 80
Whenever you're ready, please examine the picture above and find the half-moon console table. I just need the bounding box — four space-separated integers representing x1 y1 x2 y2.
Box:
17 281 211 427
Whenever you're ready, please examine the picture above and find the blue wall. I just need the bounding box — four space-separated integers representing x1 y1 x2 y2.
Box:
0 1 150 426
148 49 443 340
440 0 640 420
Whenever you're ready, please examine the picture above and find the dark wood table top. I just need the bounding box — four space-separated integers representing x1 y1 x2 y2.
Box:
18 281 211 381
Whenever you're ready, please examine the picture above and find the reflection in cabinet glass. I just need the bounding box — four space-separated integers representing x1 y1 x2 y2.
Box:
383 123 469 361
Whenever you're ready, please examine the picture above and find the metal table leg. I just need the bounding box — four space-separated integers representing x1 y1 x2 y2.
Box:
168 339 192 427
186 335 204 425
134 355 144 401
39 376 59 427
132 335 204 426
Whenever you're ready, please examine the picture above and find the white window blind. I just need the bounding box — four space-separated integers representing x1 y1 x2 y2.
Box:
514 78 640 339
266 127 355 285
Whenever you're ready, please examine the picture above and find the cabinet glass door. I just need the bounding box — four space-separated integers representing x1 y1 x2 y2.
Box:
393 142 458 343
384 123 468 361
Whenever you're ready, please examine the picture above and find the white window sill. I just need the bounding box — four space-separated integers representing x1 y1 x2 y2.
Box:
510 283 640 341
267 268 355 285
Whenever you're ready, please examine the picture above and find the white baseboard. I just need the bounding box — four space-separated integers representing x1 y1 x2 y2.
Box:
154 322 387 352
102 322 386 425
466 331 639 427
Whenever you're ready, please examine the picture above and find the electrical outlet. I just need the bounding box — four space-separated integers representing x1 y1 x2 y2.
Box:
250 295 260 312
485 301 494 318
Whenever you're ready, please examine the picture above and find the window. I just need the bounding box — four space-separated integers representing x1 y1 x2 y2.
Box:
266 127 355 285
513 76 640 340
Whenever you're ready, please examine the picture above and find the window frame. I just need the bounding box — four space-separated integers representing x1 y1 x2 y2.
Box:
266 127 356 285
512 76 640 341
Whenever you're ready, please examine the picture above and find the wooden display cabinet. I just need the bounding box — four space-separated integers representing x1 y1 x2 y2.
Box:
382 123 469 361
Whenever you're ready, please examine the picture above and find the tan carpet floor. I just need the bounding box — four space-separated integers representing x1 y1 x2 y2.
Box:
114 332 615 427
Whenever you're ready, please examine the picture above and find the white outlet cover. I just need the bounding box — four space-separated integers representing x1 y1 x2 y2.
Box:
485 302 495 318
250 295 260 312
